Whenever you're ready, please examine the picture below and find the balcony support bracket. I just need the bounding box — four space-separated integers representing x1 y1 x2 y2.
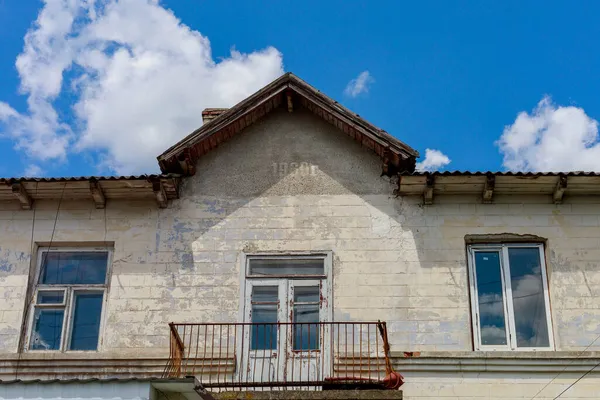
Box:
194 378 216 400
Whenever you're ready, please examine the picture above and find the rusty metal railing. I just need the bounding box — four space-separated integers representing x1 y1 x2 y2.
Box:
163 321 403 390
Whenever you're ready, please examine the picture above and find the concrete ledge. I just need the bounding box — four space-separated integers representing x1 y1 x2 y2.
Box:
213 390 403 399
2 351 600 379
390 351 600 359
391 351 600 373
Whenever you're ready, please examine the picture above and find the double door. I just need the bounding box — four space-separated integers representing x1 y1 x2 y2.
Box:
242 279 330 385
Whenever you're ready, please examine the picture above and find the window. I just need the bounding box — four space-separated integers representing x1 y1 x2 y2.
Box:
248 258 325 277
467 244 554 350
28 248 111 351
243 253 331 352
250 286 278 350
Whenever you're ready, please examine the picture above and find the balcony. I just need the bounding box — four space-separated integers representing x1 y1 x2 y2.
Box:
163 321 403 391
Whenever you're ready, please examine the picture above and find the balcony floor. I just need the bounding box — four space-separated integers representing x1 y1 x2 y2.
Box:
211 390 403 399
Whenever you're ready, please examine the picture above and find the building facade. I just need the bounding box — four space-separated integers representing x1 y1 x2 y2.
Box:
0 74 599 399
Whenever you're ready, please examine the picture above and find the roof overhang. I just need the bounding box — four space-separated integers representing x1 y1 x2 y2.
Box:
0 378 202 400
398 171 600 204
158 73 419 176
0 175 181 209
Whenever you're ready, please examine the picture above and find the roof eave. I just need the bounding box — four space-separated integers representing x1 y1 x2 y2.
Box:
0 174 181 209
157 73 418 175
397 171 600 202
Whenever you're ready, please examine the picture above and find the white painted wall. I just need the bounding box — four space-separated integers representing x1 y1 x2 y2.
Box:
0 381 150 400
0 109 599 398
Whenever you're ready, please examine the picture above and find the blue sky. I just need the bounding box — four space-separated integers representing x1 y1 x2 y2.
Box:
1 0 600 177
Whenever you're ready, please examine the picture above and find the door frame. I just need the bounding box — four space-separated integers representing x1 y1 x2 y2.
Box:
238 251 333 383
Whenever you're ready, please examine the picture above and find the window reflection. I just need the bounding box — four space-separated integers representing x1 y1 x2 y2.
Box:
40 252 108 285
250 287 278 350
70 293 103 350
508 248 549 347
31 309 64 350
474 252 508 346
293 287 320 350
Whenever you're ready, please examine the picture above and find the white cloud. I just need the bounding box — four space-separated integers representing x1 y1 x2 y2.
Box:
344 71 373 98
0 0 284 174
498 96 600 172
415 148 451 172
23 164 43 177
480 325 507 345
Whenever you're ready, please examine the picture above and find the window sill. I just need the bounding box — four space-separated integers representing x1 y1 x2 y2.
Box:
391 350 600 359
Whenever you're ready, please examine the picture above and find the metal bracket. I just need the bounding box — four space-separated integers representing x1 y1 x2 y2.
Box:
193 378 216 400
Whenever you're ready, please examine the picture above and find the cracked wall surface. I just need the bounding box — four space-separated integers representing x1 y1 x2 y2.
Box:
0 109 599 397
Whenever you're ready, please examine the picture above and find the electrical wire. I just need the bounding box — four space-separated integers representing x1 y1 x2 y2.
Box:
15 182 66 378
552 361 599 399
530 329 600 399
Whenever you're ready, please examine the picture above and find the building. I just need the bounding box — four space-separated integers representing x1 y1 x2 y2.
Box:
0 73 599 400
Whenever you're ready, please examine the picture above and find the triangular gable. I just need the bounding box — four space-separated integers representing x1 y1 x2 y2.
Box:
157 73 419 176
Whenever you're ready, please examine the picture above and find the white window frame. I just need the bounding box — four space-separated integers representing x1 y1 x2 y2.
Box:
25 246 112 352
467 243 554 351
240 251 333 317
244 252 330 280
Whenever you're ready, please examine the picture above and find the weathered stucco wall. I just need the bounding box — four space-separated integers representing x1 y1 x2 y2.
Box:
0 109 600 397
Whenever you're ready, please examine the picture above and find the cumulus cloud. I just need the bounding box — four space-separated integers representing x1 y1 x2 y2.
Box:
480 325 507 345
498 96 600 172
0 0 284 174
415 148 451 172
23 164 43 177
344 71 373 98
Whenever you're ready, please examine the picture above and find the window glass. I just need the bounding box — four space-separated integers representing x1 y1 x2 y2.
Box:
31 309 64 350
508 248 550 348
249 259 324 276
69 293 103 350
294 286 320 303
251 286 278 350
37 291 64 304
474 251 507 346
40 252 108 285
252 286 278 302
293 286 319 350
30 249 110 352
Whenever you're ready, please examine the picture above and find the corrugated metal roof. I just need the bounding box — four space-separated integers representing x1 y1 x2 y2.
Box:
400 171 600 177
397 170 600 200
0 377 192 385
0 174 181 183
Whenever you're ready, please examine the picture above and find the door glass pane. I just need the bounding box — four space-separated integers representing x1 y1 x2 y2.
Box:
293 305 319 350
69 292 103 350
474 251 508 346
37 291 64 304
508 247 550 347
40 252 108 285
293 286 320 350
294 286 320 303
251 286 278 350
252 286 279 302
30 309 64 350
249 259 324 276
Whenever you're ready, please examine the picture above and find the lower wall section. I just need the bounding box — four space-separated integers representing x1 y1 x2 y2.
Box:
212 391 403 400
395 352 600 399
401 372 599 399
0 380 151 400
1 353 599 399
0 355 166 380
